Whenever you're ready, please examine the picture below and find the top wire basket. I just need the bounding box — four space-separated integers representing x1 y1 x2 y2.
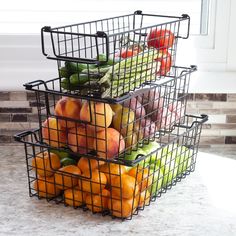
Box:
41 10 190 99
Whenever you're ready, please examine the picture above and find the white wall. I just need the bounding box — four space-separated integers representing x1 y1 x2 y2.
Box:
0 0 236 92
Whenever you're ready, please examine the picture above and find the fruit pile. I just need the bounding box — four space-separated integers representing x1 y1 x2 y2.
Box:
41 86 184 160
32 140 193 218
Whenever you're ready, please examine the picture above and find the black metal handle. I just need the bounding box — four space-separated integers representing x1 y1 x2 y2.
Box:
175 114 208 130
23 80 48 90
41 26 110 64
41 26 51 57
14 129 38 142
193 114 208 124
177 14 191 39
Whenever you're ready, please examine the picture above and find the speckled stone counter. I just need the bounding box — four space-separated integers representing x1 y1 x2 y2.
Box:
0 146 236 236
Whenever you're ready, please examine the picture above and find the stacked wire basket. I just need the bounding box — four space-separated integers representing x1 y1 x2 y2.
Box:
15 11 208 220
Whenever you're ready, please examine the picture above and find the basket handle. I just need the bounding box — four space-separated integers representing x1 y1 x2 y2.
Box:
177 14 191 39
41 26 110 64
23 80 48 90
14 129 94 180
14 129 38 142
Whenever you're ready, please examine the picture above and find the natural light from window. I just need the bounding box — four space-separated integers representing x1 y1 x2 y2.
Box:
0 0 208 35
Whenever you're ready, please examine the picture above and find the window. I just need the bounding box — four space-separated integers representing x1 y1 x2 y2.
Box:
0 0 208 35
0 0 235 91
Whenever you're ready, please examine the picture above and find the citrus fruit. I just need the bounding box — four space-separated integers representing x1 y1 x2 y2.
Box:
32 151 61 177
128 166 152 191
85 189 110 213
99 163 126 184
77 157 99 173
110 174 139 199
81 169 107 194
136 190 151 208
108 197 138 218
34 175 61 198
64 188 84 207
54 165 81 190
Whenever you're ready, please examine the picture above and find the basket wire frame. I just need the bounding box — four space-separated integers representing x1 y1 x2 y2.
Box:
41 11 190 99
14 10 207 220
23 66 195 162
15 114 207 220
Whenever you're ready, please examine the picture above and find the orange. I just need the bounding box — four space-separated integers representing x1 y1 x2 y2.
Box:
34 175 61 198
85 189 110 213
81 169 107 194
54 165 81 190
64 188 84 207
108 197 138 218
32 151 61 177
128 166 152 192
136 190 151 208
99 163 127 184
77 157 99 173
110 174 140 199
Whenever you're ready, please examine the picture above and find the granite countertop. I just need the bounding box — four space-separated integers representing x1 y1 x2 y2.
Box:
0 145 236 236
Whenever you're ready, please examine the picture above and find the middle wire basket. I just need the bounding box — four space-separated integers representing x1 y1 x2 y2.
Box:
24 65 195 161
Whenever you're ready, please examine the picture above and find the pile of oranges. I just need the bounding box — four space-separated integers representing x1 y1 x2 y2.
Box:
32 151 152 218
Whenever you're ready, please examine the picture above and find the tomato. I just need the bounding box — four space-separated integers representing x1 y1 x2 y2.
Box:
147 29 174 49
120 49 138 58
156 51 172 76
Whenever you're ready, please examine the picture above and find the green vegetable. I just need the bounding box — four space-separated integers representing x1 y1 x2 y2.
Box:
114 49 159 70
98 49 160 98
59 66 70 78
60 157 77 166
50 149 70 159
81 65 111 74
70 73 90 85
65 62 96 73
97 53 114 65
61 78 75 90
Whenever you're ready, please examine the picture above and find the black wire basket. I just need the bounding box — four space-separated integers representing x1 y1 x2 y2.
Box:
41 10 190 99
23 66 195 161
14 114 207 220
14 10 207 220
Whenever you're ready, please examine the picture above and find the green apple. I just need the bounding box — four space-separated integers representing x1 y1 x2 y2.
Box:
141 141 161 164
123 148 147 171
148 165 164 196
155 145 180 187
124 148 146 162
177 146 193 175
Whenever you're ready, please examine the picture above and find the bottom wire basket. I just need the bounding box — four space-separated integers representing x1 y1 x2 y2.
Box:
14 114 207 220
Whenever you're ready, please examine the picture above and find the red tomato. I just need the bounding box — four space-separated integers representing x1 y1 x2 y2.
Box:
120 49 138 58
147 29 174 49
156 51 172 76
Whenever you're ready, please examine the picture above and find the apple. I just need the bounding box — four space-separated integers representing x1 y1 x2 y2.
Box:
141 141 161 164
155 145 180 187
176 146 193 175
148 165 164 196
124 148 146 161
